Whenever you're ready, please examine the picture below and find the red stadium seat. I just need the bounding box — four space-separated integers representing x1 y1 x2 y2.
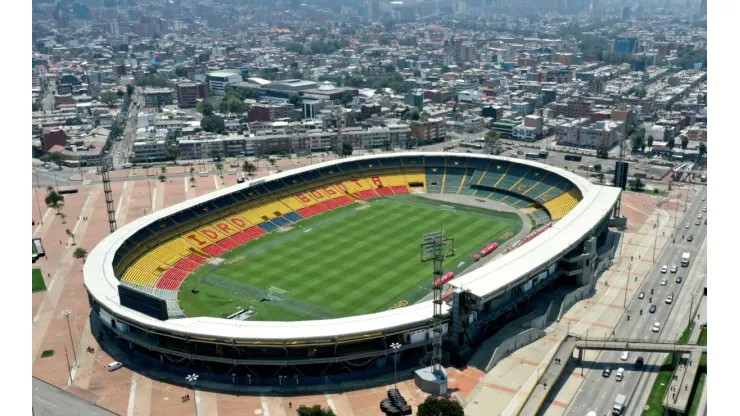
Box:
202 243 227 257
186 253 207 264
376 187 394 196
391 186 409 194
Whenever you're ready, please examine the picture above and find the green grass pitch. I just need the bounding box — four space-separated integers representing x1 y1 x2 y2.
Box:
32 268 47 292
178 194 523 321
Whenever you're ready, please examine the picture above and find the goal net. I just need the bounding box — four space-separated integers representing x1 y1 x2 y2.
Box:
267 286 287 302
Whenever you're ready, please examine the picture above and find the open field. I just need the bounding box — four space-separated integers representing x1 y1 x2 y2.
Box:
179 194 523 321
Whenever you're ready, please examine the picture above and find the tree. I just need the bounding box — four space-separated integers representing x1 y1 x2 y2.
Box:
126 84 135 97
296 404 336 416
681 136 689 150
340 91 355 106
417 396 464 416
44 187 65 214
629 178 646 192
66 229 76 246
41 152 65 169
116 90 125 99
288 94 303 107
597 173 605 183
485 130 502 155
214 162 224 177
593 164 602 173
166 147 180 162
158 174 166 182
341 141 353 157
666 137 676 150
109 120 124 139
242 160 257 178
647 135 654 148
59 213 67 224
100 91 119 107
698 142 706 158
596 147 609 159
160 165 167 174
73 247 88 263
631 136 644 153
201 115 225 134
197 101 214 116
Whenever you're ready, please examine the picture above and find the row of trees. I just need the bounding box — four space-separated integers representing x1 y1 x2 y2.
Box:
293 396 463 416
42 186 87 262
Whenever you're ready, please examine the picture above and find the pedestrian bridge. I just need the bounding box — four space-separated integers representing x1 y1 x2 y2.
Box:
571 336 706 354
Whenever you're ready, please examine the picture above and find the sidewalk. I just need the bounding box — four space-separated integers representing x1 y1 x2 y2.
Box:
518 337 578 415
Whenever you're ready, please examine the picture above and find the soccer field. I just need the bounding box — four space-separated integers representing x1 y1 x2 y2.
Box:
178 194 523 321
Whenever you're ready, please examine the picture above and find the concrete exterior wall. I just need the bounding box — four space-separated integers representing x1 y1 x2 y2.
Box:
485 328 547 372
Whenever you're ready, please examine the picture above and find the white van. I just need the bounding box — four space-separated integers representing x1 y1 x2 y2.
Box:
107 361 123 372
615 368 624 381
122 163 133 169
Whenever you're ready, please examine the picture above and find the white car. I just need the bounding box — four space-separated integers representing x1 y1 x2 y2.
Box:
107 361 123 372
670 265 678 273
703 207 707 212
652 322 661 333
660 278 667 286
665 295 673 304
702 196 705 201
615 368 625 382
661 265 668 273
620 351 630 361
685 223 690 229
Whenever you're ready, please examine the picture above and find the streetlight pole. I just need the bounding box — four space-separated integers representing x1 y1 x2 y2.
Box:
390 342 402 390
64 347 73 385
34 170 44 225
61 310 77 367
653 215 659 262
186 373 199 416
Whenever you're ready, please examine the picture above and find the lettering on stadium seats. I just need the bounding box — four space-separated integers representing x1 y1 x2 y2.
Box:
229 217 246 228
323 186 336 195
371 176 382 187
309 189 323 199
296 193 312 203
201 229 219 240
186 234 207 246
215 222 233 233
335 182 348 193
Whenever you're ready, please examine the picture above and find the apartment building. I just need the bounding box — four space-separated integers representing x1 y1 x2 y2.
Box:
176 82 209 108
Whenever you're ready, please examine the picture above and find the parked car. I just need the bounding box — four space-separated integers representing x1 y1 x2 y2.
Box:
107 361 123 372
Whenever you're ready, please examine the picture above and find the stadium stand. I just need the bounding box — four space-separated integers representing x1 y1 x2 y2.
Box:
116 157 586 318
543 187 582 221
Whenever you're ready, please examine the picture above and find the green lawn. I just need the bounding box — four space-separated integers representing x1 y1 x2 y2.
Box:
698 326 707 346
32 268 47 292
179 194 523 321
642 323 696 416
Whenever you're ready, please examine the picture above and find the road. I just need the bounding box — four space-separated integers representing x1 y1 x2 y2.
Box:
556 185 707 416
32 377 116 416
111 89 143 168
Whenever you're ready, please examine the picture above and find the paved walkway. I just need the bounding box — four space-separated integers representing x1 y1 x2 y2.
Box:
518 337 577 415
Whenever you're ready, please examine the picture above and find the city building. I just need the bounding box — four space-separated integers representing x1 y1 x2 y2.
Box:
143 88 175 107
176 82 209 108
410 118 446 144
206 70 243 96
613 37 639 54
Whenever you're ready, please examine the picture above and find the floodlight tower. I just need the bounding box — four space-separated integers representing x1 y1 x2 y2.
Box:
99 156 117 233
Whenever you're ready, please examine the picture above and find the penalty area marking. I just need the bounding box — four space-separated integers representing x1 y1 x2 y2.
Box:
303 228 313 233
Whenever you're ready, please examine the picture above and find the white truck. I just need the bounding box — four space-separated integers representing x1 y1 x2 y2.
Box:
681 252 690 267
612 394 626 415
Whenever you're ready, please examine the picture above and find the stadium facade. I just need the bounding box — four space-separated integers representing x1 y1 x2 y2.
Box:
84 152 621 386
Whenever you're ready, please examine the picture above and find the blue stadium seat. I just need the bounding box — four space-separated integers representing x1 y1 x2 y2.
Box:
258 221 278 233
284 212 303 222
271 216 291 227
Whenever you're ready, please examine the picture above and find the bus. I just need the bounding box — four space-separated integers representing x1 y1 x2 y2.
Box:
525 153 539 160
460 142 483 150
538 150 549 159
564 154 582 162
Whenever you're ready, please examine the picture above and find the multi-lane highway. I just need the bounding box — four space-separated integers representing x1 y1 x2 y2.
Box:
557 185 707 416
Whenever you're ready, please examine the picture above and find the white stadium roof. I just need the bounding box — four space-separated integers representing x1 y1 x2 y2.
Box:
84 152 619 341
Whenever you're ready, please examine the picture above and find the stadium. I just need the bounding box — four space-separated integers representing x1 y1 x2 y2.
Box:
84 152 621 386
